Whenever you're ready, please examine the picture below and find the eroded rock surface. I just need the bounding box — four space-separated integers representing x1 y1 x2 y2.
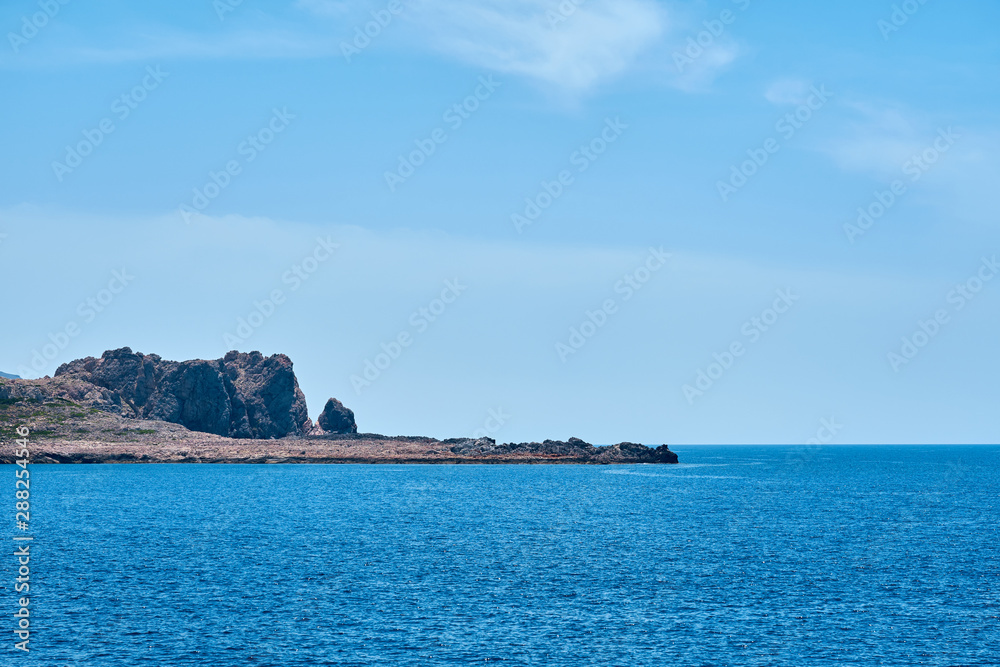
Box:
317 398 357 434
2 348 312 438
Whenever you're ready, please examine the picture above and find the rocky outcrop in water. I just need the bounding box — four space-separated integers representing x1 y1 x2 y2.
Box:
316 398 357 434
446 436 677 463
591 442 677 463
41 347 311 438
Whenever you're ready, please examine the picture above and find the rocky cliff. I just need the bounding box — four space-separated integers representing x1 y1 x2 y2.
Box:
2 348 311 439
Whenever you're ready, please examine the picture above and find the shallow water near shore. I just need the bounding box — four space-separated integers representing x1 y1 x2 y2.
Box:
6 445 999 665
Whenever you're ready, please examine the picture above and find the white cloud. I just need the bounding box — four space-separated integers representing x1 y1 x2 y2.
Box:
295 0 744 94
395 0 667 92
1 0 677 94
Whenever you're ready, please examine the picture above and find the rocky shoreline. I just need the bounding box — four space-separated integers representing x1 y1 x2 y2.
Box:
1 348 677 465
9 439 678 465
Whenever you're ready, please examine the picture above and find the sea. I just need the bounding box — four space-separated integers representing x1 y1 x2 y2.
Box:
4 445 998 666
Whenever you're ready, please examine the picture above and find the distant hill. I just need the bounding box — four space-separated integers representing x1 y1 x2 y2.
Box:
0 371 19 379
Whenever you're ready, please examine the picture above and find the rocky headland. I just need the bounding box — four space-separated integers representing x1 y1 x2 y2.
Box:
0 348 677 465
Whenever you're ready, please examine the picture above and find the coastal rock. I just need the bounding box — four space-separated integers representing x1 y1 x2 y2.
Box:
447 437 594 457
591 442 678 464
317 398 358 434
46 347 310 438
446 436 677 463
445 437 500 455
652 445 679 463
220 350 311 439
1 350 679 463
0 373 122 407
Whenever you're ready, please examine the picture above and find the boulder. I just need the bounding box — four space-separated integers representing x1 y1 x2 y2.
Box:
317 398 358 434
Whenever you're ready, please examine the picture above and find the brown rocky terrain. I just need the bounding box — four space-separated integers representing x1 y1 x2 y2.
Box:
0 349 677 465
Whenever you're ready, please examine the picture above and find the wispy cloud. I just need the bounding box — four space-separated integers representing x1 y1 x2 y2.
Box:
822 100 927 177
819 100 1000 225
393 0 667 93
4 0 670 93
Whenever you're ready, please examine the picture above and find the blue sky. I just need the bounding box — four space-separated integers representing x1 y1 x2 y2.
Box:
1 0 998 444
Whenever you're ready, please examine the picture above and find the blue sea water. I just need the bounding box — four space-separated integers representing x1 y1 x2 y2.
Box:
3 445 998 666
